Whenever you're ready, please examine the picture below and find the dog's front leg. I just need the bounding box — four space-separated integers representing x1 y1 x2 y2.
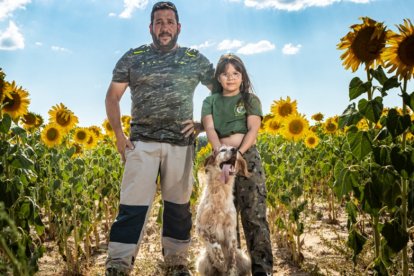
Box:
227 238 238 276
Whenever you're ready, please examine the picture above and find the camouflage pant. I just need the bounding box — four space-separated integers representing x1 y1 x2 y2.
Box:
235 145 273 274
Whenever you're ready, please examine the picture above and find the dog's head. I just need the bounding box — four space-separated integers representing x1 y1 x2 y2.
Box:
204 145 250 183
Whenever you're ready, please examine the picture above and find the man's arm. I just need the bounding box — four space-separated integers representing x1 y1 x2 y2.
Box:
105 81 133 162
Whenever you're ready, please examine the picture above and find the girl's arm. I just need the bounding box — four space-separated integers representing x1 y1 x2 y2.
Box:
238 115 261 154
202 114 222 153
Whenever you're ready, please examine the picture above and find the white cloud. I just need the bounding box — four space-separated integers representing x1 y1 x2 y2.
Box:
282 43 302 55
108 12 117 17
0 0 31 21
217 39 244 51
236 40 275 55
243 0 371 11
119 0 148 19
51 45 71 53
0 21 24 50
35 41 42 46
190 40 215 50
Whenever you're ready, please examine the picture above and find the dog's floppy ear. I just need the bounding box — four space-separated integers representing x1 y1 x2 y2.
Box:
203 153 216 172
237 155 251 177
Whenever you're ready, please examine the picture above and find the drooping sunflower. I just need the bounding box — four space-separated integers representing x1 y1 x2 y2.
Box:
382 19 414 80
34 114 44 128
85 131 98 149
89 125 102 140
270 96 298 121
311 112 324 122
264 116 283 135
0 69 8 103
21 112 42 131
73 127 91 145
304 132 319 149
48 103 78 133
281 113 309 142
102 118 114 136
71 142 84 157
2 81 30 119
323 117 338 134
41 124 63 147
338 17 391 72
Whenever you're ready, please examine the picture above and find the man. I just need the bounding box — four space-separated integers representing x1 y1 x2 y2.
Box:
104 2 214 275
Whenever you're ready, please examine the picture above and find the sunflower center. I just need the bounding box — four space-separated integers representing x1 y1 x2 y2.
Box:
47 128 59 141
289 120 304 135
77 131 87 140
23 113 37 125
105 122 113 131
279 104 293 117
269 120 281 130
398 36 414 66
307 137 316 144
3 93 20 112
351 26 385 63
326 122 337 132
56 111 71 127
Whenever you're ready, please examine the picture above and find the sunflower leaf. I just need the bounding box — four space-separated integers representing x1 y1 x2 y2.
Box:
370 66 387 85
0 113 12 133
402 91 414 112
357 97 383 124
347 129 372 160
381 76 400 93
349 77 371 100
339 103 363 129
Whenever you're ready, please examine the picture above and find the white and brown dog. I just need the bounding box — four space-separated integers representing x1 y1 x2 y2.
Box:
196 145 251 276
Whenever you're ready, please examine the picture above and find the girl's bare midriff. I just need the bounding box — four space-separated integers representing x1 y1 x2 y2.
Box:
219 133 255 149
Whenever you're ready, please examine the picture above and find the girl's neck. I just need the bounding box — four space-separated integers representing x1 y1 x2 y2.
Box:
222 90 240 97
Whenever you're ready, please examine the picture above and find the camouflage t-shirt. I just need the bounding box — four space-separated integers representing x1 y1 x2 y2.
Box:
112 44 214 146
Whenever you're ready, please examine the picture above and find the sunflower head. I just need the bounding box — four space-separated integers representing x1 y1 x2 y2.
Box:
2 81 30 119
382 19 414 80
270 96 298 121
281 113 309 141
338 17 391 72
0 69 6 102
21 112 42 131
323 117 339 134
85 131 98 149
89 125 102 140
264 116 283 135
48 103 78 132
102 119 114 136
41 123 63 148
311 112 324 122
305 132 319 149
73 127 91 145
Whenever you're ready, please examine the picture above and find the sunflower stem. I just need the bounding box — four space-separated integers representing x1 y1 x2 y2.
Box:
401 78 408 276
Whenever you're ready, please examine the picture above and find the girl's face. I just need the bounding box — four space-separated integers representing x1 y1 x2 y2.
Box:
218 63 243 96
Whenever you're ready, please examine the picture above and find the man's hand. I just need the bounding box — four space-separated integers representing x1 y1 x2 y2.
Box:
115 134 134 163
181 120 203 138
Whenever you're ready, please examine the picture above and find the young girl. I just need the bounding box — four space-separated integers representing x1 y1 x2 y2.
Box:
201 53 273 276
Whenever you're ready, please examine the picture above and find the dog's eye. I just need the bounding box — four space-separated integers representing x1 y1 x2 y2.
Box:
219 149 226 152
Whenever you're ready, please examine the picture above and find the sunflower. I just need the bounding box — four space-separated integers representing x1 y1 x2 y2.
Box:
382 19 414 80
89 125 102 140
304 132 319 149
270 96 298 121
85 131 98 149
0 69 8 103
21 112 42 131
71 142 84 157
48 103 78 133
2 81 30 119
34 114 44 128
41 124 63 147
102 119 114 136
282 113 309 141
121 115 131 127
73 127 90 145
338 17 391 72
323 117 338 134
264 116 283 135
311 112 324 122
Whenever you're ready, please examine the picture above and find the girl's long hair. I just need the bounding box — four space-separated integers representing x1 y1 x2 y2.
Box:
212 53 255 111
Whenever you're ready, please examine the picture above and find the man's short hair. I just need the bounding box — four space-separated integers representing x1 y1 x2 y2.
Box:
151 1 179 24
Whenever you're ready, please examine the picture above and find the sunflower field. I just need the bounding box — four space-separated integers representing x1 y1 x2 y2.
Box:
1 17 414 275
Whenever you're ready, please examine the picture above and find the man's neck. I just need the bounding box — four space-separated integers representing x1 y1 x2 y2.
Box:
150 43 179 53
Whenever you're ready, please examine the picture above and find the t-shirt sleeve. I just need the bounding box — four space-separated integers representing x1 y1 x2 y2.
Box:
112 49 133 83
247 95 263 118
201 96 213 119
197 53 215 86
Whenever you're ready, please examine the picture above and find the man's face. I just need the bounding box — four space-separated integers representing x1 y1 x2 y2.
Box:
150 9 181 52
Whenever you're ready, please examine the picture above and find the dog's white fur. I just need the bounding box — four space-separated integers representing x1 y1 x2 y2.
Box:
196 146 251 276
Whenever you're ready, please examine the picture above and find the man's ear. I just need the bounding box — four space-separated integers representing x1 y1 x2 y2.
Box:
177 23 181 34
149 23 153 34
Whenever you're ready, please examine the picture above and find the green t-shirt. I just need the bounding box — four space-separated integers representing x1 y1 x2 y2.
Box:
201 93 262 138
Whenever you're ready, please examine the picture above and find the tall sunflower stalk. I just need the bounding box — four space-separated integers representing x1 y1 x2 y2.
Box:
382 18 414 276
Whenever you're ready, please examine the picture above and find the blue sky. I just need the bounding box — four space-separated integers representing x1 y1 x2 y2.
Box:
1 0 413 127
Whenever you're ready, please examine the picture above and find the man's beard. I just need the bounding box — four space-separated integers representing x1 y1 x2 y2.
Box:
151 32 179 52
